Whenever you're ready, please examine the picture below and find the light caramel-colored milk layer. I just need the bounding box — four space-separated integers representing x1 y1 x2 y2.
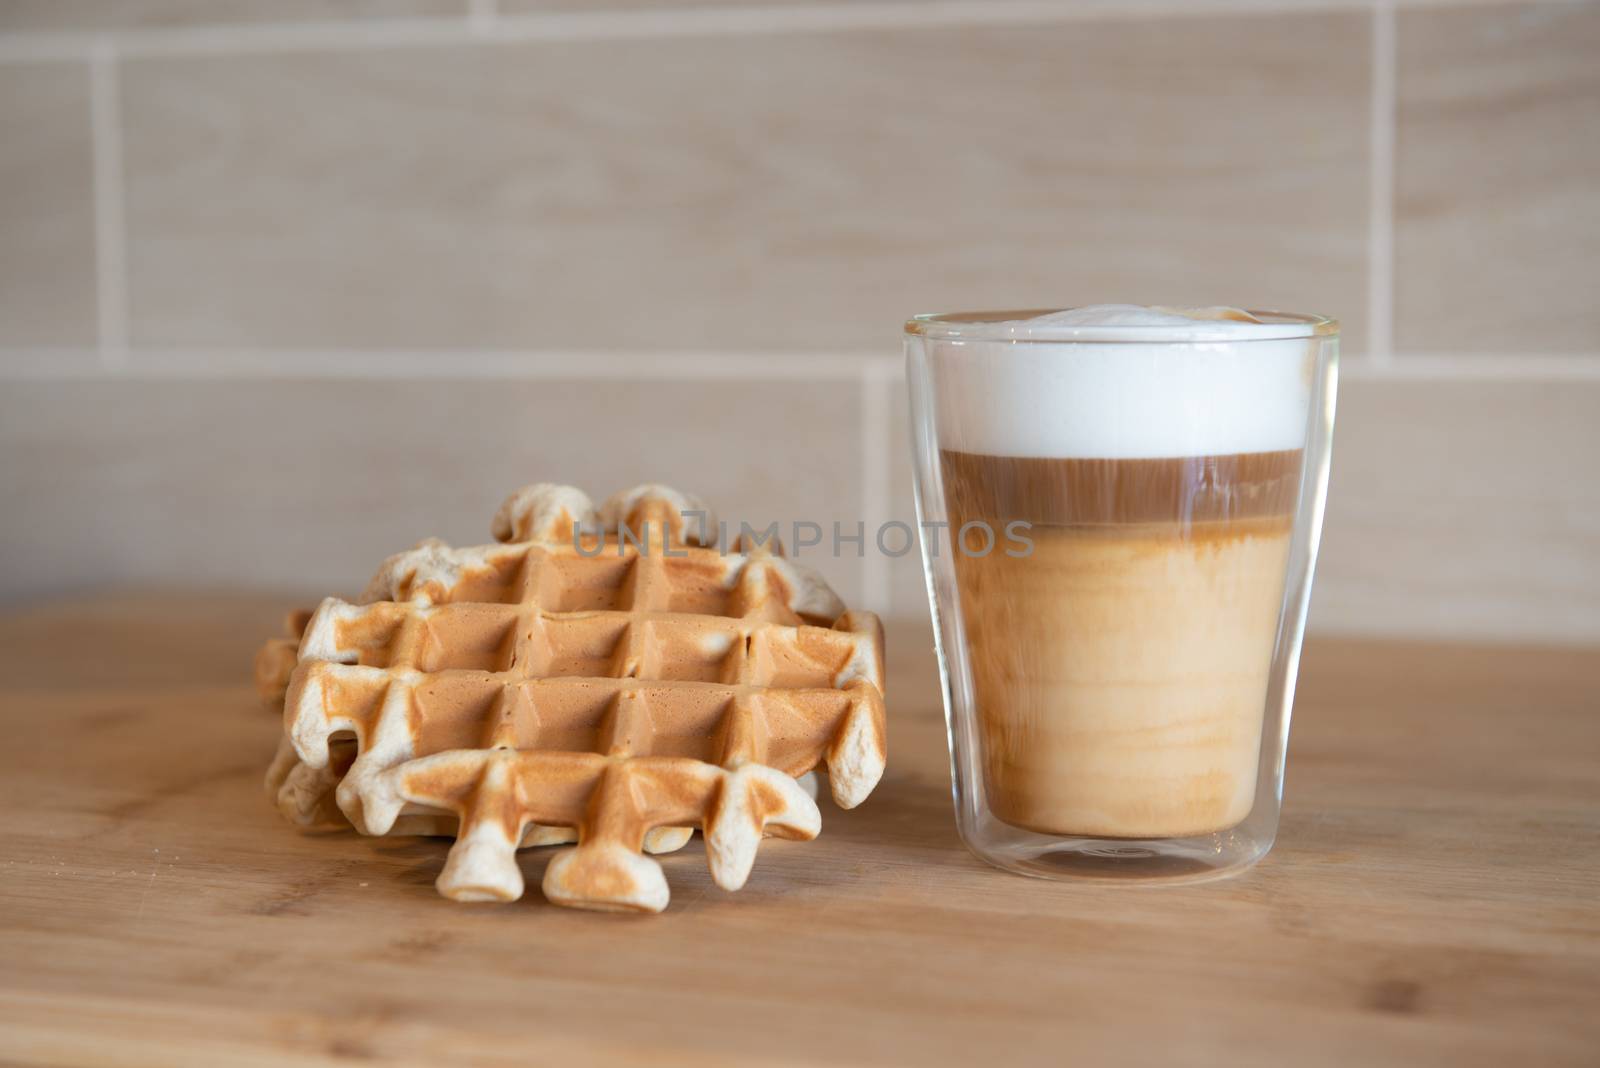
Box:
941 449 1301 839
956 520 1292 837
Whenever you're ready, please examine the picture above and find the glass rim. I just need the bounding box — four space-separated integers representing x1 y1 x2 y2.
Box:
904 308 1339 344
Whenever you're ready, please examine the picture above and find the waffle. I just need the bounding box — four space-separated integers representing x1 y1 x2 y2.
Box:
254 609 312 704
266 627 592 845
275 482 886 913
264 734 585 845
259 596 654 848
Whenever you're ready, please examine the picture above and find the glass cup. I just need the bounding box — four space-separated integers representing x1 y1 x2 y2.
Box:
906 309 1338 881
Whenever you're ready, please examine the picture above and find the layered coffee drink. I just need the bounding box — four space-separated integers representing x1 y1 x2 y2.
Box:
930 306 1313 840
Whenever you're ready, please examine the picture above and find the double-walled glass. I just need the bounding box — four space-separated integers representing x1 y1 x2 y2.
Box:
907 310 1338 881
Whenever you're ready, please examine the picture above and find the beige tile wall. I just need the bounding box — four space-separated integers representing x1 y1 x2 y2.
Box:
0 2 466 34
1316 375 1600 639
0 62 96 346
0 0 1596 643
0 374 867 605
1395 1 1600 353
117 14 1368 352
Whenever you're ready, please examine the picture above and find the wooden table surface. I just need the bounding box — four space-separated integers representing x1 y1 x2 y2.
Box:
1 595 1596 1067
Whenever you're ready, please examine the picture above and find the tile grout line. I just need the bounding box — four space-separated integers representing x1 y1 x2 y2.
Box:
1366 0 1397 363
89 40 129 367
3 349 1599 381
0 348 905 381
0 0 1501 64
858 364 897 613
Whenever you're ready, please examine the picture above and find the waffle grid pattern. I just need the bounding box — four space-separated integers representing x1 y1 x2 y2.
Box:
276 486 886 913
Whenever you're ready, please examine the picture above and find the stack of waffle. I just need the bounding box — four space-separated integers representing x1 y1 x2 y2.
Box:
256 483 887 913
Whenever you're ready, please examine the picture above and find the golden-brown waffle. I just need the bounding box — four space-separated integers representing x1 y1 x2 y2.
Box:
264 617 587 846
274 482 886 913
253 609 311 704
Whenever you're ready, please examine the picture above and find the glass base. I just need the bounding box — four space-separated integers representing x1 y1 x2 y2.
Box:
961 815 1274 885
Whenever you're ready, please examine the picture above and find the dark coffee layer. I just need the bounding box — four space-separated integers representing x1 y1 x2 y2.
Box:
941 448 1303 527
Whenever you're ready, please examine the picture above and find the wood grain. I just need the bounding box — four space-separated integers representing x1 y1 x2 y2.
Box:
0 595 1596 1066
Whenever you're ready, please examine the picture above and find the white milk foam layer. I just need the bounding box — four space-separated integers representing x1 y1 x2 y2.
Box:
932 305 1315 459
